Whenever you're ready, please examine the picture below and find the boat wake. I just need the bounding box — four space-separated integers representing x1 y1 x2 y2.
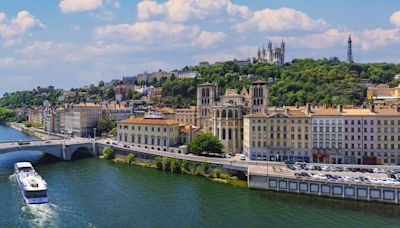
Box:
20 203 59 227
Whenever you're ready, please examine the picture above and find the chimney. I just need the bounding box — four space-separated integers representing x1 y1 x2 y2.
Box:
337 104 343 113
369 104 375 113
306 103 312 116
285 108 290 116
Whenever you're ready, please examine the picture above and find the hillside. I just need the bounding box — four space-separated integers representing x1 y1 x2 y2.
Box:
162 59 400 107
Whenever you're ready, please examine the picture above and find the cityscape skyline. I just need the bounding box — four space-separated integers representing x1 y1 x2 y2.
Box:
0 0 399 94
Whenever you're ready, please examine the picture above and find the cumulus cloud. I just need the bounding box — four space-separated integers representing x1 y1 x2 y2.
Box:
137 0 250 22
193 31 226 48
234 7 327 33
0 11 45 47
390 11 400 27
95 21 224 48
59 0 103 13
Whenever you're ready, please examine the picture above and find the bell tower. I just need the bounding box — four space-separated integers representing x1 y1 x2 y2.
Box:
197 82 216 131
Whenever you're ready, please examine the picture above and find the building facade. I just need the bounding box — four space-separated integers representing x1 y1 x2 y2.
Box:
196 80 269 154
117 116 187 153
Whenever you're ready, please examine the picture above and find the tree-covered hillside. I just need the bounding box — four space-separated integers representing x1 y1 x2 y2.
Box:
162 59 400 107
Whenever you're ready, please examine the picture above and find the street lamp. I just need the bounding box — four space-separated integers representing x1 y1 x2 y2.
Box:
93 128 97 155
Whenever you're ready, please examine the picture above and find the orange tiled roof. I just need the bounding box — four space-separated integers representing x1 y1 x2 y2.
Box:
119 118 179 125
75 103 101 107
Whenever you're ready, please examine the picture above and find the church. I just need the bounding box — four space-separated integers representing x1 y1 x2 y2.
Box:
256 40 285 67
196 80 269 154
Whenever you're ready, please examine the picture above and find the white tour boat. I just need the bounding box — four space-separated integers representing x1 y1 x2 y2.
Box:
14 162 48 204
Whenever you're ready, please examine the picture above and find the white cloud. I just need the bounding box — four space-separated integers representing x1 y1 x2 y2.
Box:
59 0 103 13
96 21 225 49
0 11 45 47
358 28 400 50
390 11 400 27
137 0 250 22
193 31 226 48
234 7 327 33
83 41 143 55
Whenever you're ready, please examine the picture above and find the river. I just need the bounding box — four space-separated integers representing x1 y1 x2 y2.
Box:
0 125 399 227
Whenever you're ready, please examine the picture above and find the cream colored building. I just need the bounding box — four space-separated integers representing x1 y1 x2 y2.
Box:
175 106 197 125
64 103 102 137
243 108 311 161
117 116 182 152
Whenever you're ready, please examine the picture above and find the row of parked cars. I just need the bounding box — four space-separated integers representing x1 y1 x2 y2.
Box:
287 162 392 174
294 172 400 186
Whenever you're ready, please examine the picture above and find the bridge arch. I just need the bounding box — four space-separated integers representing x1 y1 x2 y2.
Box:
70 146 93 161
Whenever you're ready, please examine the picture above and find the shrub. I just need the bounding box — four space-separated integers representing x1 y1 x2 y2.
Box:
179 160 189 173
126 153 135 164
154 156 163 169
170 158 180 173
210 168 222 178
162 157 171 171
102 146 114 160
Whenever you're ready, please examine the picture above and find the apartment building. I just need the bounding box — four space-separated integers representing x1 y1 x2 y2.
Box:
64 103 102 137
117 116 184 153
174 106 197 125
243 108 311 162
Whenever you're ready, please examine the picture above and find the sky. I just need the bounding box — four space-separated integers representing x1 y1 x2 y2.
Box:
0 0 400 94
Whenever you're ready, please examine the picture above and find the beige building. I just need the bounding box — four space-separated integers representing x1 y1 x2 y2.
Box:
175 106 197 125
243 108 311 161
367 84 400 105
64 103 102 137
117 116 188 153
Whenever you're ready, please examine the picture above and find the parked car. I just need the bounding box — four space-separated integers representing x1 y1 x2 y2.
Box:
123 144 129 148
240 154 246 160
112 141 118 145
106 141 111 144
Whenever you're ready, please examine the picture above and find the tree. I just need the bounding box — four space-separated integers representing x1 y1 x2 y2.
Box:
98 80 105 87
96 117 116 136
188 133 224 156
125 89 133 100
0 107 14 121
109 127 117 137
102 146 114 160
154 156 163 169
126 153 135 164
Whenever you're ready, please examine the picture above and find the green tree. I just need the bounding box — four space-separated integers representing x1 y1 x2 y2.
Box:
169 158 180 173
188 133 224 156
125 89 133 100
0 107 14 121
126 153 135 164
102 146 114 160
98 80 105 87
179 160 189 173
154 156 163 169
109 127 117 137
161 157 170 171
96 117 116 136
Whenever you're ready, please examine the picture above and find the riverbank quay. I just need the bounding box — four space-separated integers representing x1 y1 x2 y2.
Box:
8 122 65 140
96 140 400 204
248 164 400 205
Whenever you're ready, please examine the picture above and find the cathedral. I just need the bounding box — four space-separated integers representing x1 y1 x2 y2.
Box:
197 80 268 154
257 40 285 67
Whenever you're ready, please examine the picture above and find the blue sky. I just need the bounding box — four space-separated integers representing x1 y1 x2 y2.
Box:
0 0 399 94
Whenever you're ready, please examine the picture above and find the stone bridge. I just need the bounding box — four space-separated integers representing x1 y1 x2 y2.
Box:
0 139 94 160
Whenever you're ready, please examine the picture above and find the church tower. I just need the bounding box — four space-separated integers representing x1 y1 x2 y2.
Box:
249 80 268 113
347 35 353 63
268 40 273 63
197 82 216 132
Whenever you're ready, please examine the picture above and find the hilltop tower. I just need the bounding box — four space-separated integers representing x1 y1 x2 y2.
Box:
347 35 353 63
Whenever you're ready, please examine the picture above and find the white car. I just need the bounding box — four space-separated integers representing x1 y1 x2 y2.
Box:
240 154 246 160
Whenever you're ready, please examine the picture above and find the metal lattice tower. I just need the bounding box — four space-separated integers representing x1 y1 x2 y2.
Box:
347 35 353 63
